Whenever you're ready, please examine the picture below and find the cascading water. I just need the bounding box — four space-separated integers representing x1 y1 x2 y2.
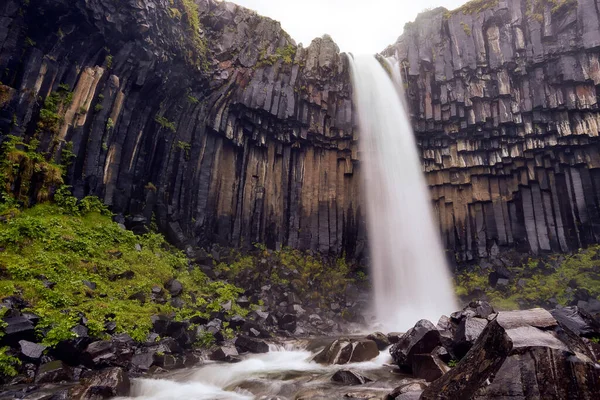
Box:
349 55 458 331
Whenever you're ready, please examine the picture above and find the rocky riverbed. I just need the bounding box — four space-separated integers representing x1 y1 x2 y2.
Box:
2 300 599 399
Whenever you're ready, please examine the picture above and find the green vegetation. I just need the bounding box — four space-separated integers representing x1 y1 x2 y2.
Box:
0 194 249 346
155 115 177 133
169 0 209 70
94 104 104 113
145 182 157 192
216 244 359 309
257 45 296 68
461 22 472 36
37 84 73 136
0 348 21 378
455 246 600 310
0 136 63 206
176 141 191 160
448 359 458 368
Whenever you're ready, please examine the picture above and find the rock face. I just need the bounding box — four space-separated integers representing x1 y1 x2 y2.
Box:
4 0 600 263
0 0 363 259
384 1 600 262
420 308 600 399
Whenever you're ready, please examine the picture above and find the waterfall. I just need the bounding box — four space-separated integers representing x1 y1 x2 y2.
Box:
349 55 458 332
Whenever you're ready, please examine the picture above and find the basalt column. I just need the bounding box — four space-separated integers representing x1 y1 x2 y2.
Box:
385 0 600 263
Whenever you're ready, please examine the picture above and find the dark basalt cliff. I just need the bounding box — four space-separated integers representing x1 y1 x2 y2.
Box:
0 0 364 259
386 0 600 263
4 0 600 265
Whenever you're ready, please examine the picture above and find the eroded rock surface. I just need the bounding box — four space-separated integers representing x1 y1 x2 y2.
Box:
385 1 600 262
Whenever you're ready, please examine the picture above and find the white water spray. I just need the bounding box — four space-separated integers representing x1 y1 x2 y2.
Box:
349 55 458 332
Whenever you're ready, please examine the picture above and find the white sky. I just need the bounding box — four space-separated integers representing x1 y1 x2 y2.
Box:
229 0 467 54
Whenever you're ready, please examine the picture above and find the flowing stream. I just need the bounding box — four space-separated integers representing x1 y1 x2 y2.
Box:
118 342 404 400
349 55 458 331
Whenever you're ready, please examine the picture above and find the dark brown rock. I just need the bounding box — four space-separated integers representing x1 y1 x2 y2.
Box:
331 369 372 385
314 338 379 365
69 367 130 399
422 309 600 400
390 320 441 371
234 335 269 354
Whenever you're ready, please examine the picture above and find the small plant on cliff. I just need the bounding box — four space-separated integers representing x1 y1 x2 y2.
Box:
155 115 177 133
461 22 472 36
37 84 73 136
176 141 191 160
445 0 499 17
0 136 63 206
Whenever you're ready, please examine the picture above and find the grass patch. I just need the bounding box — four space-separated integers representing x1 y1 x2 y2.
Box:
455 246 600 310
0 194 248 346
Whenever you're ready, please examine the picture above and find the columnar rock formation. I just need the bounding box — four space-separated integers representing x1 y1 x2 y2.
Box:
0 0 364 258
385 0 600 262
4 0 600 264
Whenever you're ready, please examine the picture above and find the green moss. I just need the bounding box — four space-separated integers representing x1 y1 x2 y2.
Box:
176 141 191 160
0 197 250 346
461 22 472 36
0 136 63 206
216 244 357 308
455 246 600 310
154 115 176 133
256 45 297 68
37 85 73 136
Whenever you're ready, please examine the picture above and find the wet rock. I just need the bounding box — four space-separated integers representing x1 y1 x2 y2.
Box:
390 320 441 371
82 280 96 291
367 332 390 350
19 340 46 361
387 332 402 344
452 317 488 358
154 354 184 370
386 379 429 399
108 271 135 281
35 361 72 383
210 346 241 363
235 335 269 354
550 306 600 337
411 353 450 382
131 350 156 371
422 309 599 400
314 338 379 365
278 314 297 332
331 369 372 385
69 367 130 399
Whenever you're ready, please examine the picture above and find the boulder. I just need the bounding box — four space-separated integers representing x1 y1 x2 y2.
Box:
331 369 372 385
278 314 297 332
19 340 46 361
452 317 488 358
421 308 600 400
235 335 269 354
131 349 157 371
3 316 35 343
165 279 183 297
366 332 391 350
210 346 241 363
550 306 600 337
314 339 379 365
35 360 72 383
411 353 450 382
386 379 429 400
390 320 441 371
69 367 130 399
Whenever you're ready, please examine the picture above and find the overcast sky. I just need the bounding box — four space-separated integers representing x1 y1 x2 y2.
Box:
230 0 467 54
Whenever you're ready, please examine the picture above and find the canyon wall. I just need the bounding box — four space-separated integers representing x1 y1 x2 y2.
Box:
385 0 600 263
0 0 365 260
4 0 600 265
